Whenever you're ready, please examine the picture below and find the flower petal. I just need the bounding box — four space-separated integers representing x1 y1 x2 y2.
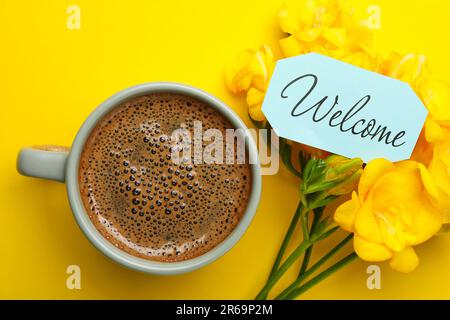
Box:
224 49 253 94
424 118 445 143
431 141 450 216
409 199 442 245
248 104 265 122
387 53 428 89
322 28 346 48
249 51 268 91
246 87 265 107
389 247 419 273
418 162 439 201
262 45 275 76
280 35 303 57
358 158 394 199
278 5 299 34
354 191 384 243
296 28 322 42
354 234 392 262
372 170 422 208
342 50 381 72
420 79 450 124
377 205 407 252
334 191 359 232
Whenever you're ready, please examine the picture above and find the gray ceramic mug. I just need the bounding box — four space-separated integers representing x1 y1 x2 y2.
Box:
17 82 262 274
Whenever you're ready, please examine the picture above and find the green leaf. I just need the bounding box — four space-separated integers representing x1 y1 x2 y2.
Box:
297 151 309 175
312 216 330 237
303 180 338 194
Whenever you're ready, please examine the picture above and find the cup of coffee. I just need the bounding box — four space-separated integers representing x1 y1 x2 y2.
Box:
17 82 261 274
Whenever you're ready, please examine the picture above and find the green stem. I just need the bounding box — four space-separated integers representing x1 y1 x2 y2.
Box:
298 209 323 278
276 233 353 300
301 211 309 241
313 225 339 241
268 202 302 278
255 239 313 300
283 252 358 300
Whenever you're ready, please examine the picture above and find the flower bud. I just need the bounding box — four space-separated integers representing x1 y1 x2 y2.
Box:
327 168 363 196
302 155 363 195
301 155 363 209
325 155 363 180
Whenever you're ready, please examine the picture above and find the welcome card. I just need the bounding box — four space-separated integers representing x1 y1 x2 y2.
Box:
262 53 428 162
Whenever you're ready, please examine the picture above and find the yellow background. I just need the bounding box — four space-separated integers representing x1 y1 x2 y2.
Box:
1 0 449 299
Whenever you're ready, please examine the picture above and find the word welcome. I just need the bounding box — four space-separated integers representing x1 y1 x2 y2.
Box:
281 74 406 148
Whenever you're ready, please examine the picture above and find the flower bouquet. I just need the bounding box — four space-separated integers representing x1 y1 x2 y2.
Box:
225 0 450 300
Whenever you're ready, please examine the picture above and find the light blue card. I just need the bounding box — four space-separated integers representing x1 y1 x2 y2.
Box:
261 53 428 162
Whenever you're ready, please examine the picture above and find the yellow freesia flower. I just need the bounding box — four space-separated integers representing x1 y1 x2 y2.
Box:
225 45 274 121
334 158 443 273
412 131 450 218
427 131 450 220
419 79 450 143
278 0 381 71
414 112 450 219
384 53 450 216
224 49 254 95
382 52 430 90
383 53 450 144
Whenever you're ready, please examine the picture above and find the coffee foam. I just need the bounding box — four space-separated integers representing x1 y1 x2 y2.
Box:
79 93 252 262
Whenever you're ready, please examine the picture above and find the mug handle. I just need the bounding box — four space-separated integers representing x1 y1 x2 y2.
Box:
17 145 70 182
